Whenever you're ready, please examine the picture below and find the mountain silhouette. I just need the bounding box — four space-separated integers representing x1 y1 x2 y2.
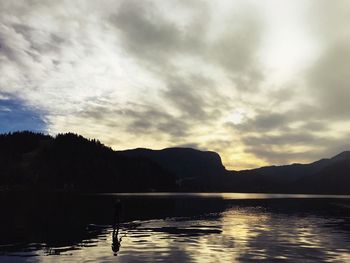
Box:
295 153 350 194
230 152 350 194
331 151 350 161
0 131 349 194
0 131 176 192
118 148 230 191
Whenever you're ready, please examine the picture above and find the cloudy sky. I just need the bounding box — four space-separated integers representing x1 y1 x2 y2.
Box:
1 0 350 170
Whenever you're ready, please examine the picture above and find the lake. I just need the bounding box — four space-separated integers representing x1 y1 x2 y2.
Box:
1 192 350 262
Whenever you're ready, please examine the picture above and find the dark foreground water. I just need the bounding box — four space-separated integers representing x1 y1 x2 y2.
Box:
1 192 350 262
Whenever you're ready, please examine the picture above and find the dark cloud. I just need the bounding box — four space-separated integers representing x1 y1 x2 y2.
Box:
103 0 234 138
173 143 201 149
228 102 347 164
308 42 350 119
124 106 189 138
108 0 264 134
243 133 350 165
242 136 327 165
201 138 235 153
76 100 190 139
300 121 328 131
110 0 263 90
161 74 229 122
231 105 325 134
243 132 324 147
163 77 207 119
302 0 350 120
232 110 292 132
268 87 297 106
111 1 180 52
242 147 324 166
109 0 206 66
209 14 263 90
235 116 350 164
0 23 31 66
12 23 65 54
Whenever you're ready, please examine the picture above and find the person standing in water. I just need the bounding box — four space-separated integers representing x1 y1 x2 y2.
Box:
113 199 122 234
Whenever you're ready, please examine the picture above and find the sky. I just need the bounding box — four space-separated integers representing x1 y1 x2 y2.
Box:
1 0 350 170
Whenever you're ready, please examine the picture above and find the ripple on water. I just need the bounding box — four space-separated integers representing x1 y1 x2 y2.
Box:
2 194 350 262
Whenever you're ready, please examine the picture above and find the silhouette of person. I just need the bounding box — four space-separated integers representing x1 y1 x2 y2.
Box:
113 199 122 231
112 199 122 255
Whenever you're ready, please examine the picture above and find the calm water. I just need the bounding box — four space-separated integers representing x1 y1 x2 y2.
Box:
1 192 350 262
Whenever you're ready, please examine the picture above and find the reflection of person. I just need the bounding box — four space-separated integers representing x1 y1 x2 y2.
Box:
112 199 122 255
112 233 122 255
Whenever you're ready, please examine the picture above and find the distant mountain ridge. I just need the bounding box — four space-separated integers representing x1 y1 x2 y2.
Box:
231 151 350 194
332 151 350 161
118 148 350 194
118 147 230 191
118 147 226 178
0 131 349 194
295 152 350 194
0 132 176 192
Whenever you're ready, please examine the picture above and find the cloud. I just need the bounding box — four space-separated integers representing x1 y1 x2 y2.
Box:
240 130 346 164
308 0 350 42
110 0 264 90
307 42 350 119
302 0 350 120
162 76 208 120
123 105 189 138
110 0 187 58
49 99 191 144
227 3 350 166
229 104 350 164
2 0 350 169
161 74 230 122
232 0 350 165
174 143 201 149
233 111 290 132
243 132 321 147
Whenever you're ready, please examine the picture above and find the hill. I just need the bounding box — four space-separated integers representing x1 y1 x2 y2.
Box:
230 152 350 194
0 131 176 192
118 147 231 191
1 131 350 194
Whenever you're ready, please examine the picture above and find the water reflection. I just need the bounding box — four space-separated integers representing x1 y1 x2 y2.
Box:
1 193 350 262
112 199 122 256
111 229 122 255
